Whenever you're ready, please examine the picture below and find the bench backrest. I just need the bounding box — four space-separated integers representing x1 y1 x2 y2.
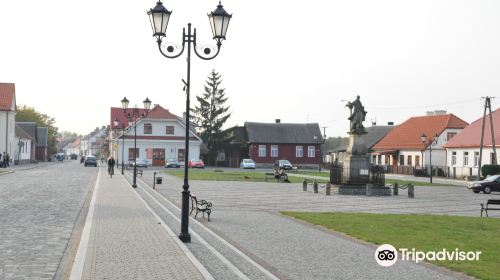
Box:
487 199 500 205
190 195 197 205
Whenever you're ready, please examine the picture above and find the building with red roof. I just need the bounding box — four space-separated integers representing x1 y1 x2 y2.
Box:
444 108 500 179
109 104 202 167
0 83 17 162
372 112 468 174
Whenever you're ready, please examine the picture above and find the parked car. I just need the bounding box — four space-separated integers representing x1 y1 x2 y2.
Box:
70 154 78 160
188 159 205 168
84 155 97 167
275 159 293 170
240 159 256 169
165 158 181 168
468 175 500 194
130 158 149 168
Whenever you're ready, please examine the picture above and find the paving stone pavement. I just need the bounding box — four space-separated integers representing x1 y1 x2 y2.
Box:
141 170 486 280
0 161 96 280
79 168 206 280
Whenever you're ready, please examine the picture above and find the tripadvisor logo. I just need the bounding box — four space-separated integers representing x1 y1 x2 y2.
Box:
375 244 481 267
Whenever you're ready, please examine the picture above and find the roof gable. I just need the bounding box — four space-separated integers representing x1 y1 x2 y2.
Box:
373 114 468 151
16 122 37 140
36 127 48 147
245 122 323 144
0 83 16 111
110 105 181 129
445 108 500 148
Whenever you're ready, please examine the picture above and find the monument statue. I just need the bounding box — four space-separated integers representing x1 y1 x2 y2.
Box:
346 95 367 134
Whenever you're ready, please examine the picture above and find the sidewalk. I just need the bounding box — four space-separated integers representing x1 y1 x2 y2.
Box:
70 168 207 280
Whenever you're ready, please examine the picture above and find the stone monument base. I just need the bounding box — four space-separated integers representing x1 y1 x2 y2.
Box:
338 185 392 196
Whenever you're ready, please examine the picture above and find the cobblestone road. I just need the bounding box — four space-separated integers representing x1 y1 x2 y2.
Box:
141 170 483 280
0 161 96 280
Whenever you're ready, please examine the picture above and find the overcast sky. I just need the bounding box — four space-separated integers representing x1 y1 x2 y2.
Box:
0 0 499 137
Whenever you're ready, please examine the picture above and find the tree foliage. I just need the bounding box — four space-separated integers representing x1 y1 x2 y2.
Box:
192 70 232 165
323 136 349 152
16 105 59 155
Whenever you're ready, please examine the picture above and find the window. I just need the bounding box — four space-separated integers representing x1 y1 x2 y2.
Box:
271 145 278 157
308 146 315 158
451 151 457 165
144 123 152 134
447 132 457 141
474 152 479 167
372 155 376 164
399 155 404 166
415 155 420 167
129 148 139 160
165 126 174 135
384 155 390 165
296 146 303 158
463 152 469 166
407 155 412 166
258 145 266 157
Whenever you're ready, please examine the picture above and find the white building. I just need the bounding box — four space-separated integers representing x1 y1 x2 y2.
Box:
110 105 202 167
372 113 469 175
0 83 16 162
14 124 33 164
444 108 500 180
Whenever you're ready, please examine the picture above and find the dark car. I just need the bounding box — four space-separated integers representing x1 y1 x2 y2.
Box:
84 156 97 167
274 159 293 170
165 158 180 168
468 175 500 194
70 154 78 160
130 158 148 168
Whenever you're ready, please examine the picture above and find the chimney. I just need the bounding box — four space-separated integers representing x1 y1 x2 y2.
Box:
387 122 394 126
275 119 281 124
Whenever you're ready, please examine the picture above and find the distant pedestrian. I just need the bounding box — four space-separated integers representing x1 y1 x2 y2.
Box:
107 156 115 178
6 153 10 167
0 153 3 168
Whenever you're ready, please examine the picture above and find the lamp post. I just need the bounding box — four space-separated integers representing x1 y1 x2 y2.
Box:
121 97 152 188
113 118 127 175
147 0 232 243
421 133 439 184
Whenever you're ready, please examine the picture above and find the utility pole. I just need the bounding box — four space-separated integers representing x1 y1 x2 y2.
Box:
478 96 497 178
321 126 328 140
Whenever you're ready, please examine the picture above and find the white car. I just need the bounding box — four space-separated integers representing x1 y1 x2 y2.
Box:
240 159 256 169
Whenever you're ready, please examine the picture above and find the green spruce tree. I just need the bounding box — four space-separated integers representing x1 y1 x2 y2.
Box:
192 70 231 165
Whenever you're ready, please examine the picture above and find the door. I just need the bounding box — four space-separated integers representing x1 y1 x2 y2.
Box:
178 149 185 163
153 148 165 166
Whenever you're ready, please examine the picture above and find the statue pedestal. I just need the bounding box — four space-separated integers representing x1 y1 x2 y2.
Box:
342 133 370 185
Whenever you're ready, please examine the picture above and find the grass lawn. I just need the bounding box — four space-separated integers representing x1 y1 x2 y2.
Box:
283 212 500 280
163 169 329 184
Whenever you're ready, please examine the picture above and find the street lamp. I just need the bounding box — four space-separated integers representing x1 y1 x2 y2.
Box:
421 133 439 184
121 97 152 188
113 117 127 175
147 0 232 243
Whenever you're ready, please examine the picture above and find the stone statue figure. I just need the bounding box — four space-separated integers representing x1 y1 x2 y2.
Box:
346 95 367 134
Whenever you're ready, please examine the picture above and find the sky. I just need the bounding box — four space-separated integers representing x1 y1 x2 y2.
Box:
0 0 499 137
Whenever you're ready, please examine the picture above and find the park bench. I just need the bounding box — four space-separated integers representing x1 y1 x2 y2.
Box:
481 199 500 217
190 194 212 221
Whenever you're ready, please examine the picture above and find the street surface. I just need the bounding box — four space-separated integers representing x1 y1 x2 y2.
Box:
0 161 96 280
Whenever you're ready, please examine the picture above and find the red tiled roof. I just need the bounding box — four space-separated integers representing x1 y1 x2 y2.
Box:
0 83 16 111
373 114 468 151
110 104 180 129
444 108 500 148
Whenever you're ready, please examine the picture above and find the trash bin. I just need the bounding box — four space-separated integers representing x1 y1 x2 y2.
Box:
156 177 163 184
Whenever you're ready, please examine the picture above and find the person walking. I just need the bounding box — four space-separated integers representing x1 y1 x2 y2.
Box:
0 153 3 168
107 156 116 178
5 153 10 167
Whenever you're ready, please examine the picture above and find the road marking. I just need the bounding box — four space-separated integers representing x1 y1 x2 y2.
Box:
69 169 101 280
134 174 280 280
131 181 215 280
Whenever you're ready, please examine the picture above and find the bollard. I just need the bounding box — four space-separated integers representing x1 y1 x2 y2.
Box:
313 180 318 193
393 183 399 196
366 183 373 196
326 183 331 196
153 172 156 189
408 184 414 198
302 180 307 191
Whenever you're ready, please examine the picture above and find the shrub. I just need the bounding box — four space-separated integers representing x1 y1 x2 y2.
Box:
482 165 500 177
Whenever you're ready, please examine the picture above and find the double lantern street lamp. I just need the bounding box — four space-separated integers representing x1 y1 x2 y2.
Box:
113 117 127 175
421 133 439 184
121 97 152 188
147 1 232 243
